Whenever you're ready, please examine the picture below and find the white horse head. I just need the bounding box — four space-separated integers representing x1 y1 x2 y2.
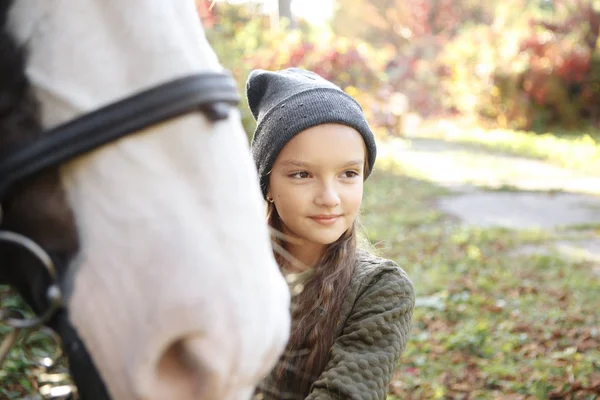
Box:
2 0 290 398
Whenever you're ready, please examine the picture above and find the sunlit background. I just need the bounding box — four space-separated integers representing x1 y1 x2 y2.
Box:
198 1 600 398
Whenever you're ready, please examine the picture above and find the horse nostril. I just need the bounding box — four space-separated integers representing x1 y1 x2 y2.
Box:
154 338 206 398
157 339 196 381
152 336 231 400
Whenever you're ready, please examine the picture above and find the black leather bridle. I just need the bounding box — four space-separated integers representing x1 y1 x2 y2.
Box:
0 72 240 198
0 71 240 393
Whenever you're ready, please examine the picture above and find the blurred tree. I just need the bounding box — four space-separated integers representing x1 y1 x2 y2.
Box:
332 0 495 48
196 0 216 28
279 0 296 28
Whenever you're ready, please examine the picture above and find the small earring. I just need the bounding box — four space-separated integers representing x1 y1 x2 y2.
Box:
266 195 274 203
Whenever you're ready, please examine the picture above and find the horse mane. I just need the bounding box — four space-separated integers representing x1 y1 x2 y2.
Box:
0 0 43 161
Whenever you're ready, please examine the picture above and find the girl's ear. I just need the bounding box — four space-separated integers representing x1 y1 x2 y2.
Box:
266 193 274 203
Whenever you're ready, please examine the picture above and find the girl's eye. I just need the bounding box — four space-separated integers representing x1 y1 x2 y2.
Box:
289 171 310 179
342 170 359 178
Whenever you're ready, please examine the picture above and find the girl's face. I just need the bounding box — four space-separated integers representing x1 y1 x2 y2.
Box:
268 123 366 252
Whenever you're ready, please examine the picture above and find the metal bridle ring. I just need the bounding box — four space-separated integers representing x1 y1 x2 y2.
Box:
0 205 64 329
21 325 64 367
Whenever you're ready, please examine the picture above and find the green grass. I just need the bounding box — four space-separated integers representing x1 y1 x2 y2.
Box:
415 122 600 175
363 156 600 399
0 287 72 399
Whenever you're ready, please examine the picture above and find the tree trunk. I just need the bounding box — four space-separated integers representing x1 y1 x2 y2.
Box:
278 0 296 29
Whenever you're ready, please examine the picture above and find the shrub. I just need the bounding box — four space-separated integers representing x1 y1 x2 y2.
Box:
489 0 600 130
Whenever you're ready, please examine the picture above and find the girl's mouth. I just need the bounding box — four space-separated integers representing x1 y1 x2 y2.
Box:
309 215 341 225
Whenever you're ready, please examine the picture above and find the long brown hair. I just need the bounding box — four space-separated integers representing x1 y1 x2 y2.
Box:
267 203 357 395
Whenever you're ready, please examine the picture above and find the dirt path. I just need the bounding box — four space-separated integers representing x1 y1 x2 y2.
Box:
381 136 600 273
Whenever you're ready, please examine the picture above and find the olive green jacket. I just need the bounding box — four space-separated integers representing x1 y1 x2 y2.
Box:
255 249 415 400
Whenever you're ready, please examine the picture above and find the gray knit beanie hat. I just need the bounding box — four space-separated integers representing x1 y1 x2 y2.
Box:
246 68 377 198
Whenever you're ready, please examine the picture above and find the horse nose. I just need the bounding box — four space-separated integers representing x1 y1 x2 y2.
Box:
153 336 247 399
142 332 281 400
130 266 291 400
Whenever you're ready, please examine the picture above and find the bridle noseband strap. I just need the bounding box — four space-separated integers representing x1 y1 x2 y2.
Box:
0 72 239 200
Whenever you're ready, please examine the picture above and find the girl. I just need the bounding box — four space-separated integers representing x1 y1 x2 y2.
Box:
247 68 415 400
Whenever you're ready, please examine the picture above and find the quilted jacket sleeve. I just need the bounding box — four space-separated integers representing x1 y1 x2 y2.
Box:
305 265 415 400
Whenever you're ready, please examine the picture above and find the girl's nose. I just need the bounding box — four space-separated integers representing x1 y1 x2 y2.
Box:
315 182 341 208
